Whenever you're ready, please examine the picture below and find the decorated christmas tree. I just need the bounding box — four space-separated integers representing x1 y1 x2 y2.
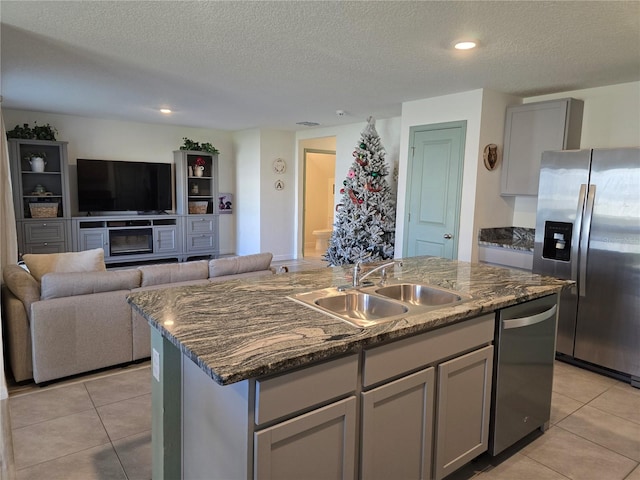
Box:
324 117 395 266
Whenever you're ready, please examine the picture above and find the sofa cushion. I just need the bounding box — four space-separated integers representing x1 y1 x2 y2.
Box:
3 264 40 312
138 260 209 287
40 269 142 300
209 253 273 278
209 270 274 283
23 248 106 282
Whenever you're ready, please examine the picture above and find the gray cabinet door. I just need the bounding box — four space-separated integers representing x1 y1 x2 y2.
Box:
501 98 583 196
78 229 107 252
254 396 356 480
154 226 178 254
361 367 435 480
434 345 493 480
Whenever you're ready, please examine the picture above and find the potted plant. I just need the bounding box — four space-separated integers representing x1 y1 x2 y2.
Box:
193 157 206 177
7 122 58 140
24 152 47 172
180 137 220 155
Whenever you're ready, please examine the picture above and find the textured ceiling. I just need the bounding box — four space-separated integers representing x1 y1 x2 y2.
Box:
1 1 639 131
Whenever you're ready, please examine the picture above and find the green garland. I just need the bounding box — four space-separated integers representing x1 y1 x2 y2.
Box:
180 137 220 155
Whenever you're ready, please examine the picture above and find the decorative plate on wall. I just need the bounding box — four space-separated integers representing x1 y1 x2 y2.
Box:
483 144 499 171
274 179 285 190
273 158 287 174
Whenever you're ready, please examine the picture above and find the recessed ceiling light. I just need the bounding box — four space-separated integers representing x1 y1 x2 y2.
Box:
160 108 172 114
454 40 478 50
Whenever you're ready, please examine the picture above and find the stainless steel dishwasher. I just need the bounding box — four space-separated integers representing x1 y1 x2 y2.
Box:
489 294 558 455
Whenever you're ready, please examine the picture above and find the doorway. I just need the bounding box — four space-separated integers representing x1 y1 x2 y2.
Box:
303 149 336 258
403 121 466 259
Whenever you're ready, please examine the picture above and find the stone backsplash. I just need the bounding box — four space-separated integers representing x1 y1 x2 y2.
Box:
478 227 535 252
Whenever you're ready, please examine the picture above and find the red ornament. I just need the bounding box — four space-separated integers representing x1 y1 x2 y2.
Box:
348 189 360 205
340 188 345 194
356 157 368 167
365 182 382 192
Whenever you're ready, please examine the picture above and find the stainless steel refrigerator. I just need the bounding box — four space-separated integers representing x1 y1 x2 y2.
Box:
533 147 640 387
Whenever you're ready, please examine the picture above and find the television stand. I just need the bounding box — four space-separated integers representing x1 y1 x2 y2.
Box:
72 214 184 265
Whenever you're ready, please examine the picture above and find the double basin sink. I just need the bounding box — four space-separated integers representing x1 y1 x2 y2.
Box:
289 283 471 328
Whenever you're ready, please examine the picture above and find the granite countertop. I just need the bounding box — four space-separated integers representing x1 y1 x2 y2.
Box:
478 227 535 252
127 256 569 386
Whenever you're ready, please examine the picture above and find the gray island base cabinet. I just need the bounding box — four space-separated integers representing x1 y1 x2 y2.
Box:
152 313 495 480
132 256 569 480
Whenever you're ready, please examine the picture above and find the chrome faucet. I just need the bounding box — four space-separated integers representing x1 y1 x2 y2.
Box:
353 260 401 287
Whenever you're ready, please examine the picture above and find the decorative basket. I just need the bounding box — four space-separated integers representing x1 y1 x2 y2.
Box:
188 201 208 214
29 202 59 218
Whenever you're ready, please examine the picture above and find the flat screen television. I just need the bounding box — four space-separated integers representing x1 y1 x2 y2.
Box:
77 159 173 214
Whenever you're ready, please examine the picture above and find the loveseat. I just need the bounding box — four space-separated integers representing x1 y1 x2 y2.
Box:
1 250 275 384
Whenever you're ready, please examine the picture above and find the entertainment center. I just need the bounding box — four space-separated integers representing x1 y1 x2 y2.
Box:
8 139 220 265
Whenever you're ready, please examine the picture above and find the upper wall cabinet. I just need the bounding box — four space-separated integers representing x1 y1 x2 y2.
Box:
501 98 583 196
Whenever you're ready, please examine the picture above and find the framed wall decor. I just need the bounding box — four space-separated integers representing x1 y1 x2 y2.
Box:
483 144 499 171
273 158 286 174
218 193 233 214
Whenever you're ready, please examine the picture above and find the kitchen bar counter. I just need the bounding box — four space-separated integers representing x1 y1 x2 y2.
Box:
127 256 569 386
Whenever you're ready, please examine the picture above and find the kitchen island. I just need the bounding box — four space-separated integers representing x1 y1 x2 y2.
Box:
127 256 571 480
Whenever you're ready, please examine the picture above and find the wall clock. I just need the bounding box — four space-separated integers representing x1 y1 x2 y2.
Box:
273 158 287 174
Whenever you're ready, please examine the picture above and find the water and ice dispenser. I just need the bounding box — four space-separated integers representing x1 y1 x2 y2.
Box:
542 221 573 261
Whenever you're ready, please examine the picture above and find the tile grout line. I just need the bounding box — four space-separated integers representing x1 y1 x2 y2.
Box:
14 440 115 474
551 423 640 465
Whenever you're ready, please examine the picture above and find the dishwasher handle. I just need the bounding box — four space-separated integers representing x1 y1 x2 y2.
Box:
502 305 557 330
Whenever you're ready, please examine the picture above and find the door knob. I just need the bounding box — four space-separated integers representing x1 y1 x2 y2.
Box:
443 233 453 239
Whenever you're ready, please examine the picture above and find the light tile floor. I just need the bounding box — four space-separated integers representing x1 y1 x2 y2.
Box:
7 359 639 480
4 257 640 480
448 360 640 480
8 363 151 480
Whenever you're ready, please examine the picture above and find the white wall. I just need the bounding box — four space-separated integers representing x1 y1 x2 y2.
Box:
296 118 401 259
473 89 522 247
232 129 261 254
3 109 237 254
512 81 640 226
259 130 295 261
398 90 484 262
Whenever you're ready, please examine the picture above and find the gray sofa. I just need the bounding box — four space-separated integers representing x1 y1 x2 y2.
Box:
1 252 275 384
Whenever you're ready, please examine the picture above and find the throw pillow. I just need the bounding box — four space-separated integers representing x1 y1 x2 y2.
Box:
23 248 106 282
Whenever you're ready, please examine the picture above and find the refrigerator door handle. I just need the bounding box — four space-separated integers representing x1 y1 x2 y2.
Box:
571 184 588 293
579 184 597 297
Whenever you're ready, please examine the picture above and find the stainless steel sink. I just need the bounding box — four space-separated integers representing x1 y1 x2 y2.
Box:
289 283 471 328
374 284 469 306
315 292 409 327
290 288 410 327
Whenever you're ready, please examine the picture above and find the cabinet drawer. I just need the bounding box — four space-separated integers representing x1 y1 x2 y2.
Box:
24 221 66 243
23 242 66 254
186 234 216 251
363 314 494 387
255 354 358 426
187 216 215 235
